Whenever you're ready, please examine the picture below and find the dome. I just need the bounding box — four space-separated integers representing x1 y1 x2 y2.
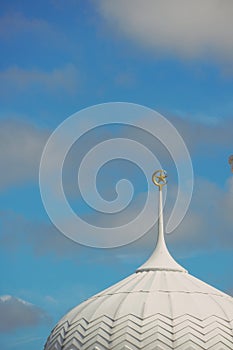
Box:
44 171 233 350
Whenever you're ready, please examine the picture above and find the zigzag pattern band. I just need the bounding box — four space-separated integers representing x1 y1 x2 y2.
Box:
45 313 233 350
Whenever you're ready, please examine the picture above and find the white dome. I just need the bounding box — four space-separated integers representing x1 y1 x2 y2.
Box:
44 173 233 350
45 270 233 350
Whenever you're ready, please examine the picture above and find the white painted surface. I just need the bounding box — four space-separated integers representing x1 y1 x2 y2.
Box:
44 187 233 349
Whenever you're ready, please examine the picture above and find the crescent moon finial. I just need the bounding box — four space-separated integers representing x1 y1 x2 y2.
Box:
152 169 167 190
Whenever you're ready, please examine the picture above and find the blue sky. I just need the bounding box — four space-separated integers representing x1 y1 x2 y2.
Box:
0 1 233 349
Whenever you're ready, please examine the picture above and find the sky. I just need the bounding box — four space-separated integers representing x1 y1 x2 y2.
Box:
0 1 233 349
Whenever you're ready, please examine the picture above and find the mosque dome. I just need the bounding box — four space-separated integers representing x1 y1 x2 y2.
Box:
44 170 233 350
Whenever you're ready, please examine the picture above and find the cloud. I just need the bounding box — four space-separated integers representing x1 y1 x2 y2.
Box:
0 64 80 96
7 336 43 348
169 113 233 153
0 211 84 258
97 0 233 62
0 114 232 257
1 111 230 192
0 119 48 190
0 295 49 332
167 176 233 254
0 12 67 48
114 72 136 88
96 175 233 256
0 176 232 260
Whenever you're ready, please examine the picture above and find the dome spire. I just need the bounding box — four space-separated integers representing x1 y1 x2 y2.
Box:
137 170 187 273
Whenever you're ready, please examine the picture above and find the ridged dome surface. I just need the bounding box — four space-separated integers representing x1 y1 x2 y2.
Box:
44 175 233 350
44 268 233 350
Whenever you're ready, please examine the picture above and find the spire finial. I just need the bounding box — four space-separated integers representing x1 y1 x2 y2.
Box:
152 169 167 190
136 169 187 273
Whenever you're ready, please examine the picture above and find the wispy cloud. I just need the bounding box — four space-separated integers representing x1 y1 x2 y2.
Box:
169 113 233 152
0 295 50 332
7 336 42 348
167 176 233 254
0 64 80 97
0 12 67 47
0 115 232 257
0 119 48 190
97 0 233 63
0 176 232 259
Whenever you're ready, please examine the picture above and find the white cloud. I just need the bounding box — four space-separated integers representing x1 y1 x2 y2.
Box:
0 295 49 332
0 115 232 257
0 64 80 96
97 0 233 62
0 211 83 257
1 176 232 259
0 119 48 190
0 12 67 48
81 175 233 257
0 13 49 38
167 177 233 253
169 114 233 152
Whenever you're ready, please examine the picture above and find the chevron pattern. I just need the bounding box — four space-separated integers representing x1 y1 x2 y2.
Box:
44 313 233 350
